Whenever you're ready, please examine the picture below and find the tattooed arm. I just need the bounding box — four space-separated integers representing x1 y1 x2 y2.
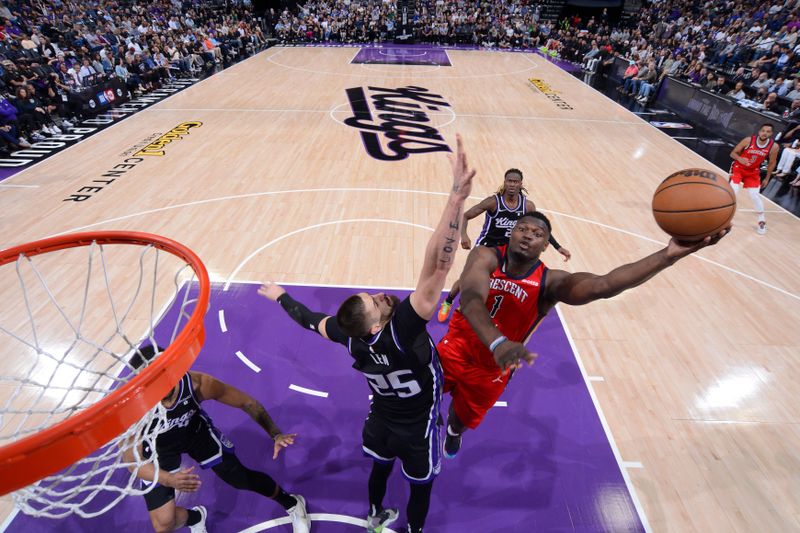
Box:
191 371 296 458
409 134 476 321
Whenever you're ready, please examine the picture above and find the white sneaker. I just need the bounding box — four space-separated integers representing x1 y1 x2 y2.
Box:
367 506 399 532
50 124 62 134
31 132 46 142
757 221 767 235
188 505 207 533
41 125 53 135
287 494 311 532
62 119 74 128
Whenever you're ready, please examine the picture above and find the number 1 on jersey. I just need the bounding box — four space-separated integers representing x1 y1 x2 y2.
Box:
489 295 503 318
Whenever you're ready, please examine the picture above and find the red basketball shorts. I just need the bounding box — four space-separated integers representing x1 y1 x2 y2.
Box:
730 167 761 189
437 336 509 430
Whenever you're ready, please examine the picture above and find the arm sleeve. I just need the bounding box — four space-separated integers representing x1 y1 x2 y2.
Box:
276 292 330 332
276 292 348 345
548 234 562 250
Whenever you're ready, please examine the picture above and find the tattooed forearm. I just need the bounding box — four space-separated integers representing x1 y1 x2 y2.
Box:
437 212 463 265
243 401 281 439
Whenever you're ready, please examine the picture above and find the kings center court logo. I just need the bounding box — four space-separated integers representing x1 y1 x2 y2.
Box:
343 85 452 161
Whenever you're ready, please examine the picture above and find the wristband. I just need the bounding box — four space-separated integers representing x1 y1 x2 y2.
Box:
489 336 508 353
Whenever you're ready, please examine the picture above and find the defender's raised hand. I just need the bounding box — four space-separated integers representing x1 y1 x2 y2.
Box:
448 133 476 200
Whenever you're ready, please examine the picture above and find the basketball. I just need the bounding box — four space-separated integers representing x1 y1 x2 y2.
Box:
652 168 736 241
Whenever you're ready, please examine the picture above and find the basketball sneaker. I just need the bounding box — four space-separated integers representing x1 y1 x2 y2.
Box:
287 494 311 533
367 505 399 533
188 505 207 533
757 221 767 235
443 425 462 459
437 300 452 322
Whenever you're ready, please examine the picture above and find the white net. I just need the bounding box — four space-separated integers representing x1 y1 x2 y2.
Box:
0 238 202 518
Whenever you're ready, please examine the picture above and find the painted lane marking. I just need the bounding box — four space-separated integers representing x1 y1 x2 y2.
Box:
622 461 645 469
235 350 261 373
218 309 228 333
556 305 652 532
289 384 329 398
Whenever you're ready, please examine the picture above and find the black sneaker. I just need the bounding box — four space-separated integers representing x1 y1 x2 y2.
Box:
444 426 462 459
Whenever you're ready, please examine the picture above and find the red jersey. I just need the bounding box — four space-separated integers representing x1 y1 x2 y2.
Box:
443 245 548 370
733 135 774 171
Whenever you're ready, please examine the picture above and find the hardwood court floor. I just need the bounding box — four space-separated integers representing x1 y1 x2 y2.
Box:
1 46 799 532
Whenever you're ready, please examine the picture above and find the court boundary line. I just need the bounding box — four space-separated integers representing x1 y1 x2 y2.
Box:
0 508 18 533
556 305 652 532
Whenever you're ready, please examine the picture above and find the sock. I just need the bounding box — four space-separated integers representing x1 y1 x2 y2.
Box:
276 489 298 511
746 188 765 222
186 508 202 526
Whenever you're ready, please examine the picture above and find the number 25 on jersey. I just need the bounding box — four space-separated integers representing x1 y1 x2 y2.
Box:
364 370 422 398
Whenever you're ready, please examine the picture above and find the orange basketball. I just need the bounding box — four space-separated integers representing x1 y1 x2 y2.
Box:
652 168 736 241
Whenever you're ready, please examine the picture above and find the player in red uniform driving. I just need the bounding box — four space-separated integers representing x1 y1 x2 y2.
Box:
438 211 730 457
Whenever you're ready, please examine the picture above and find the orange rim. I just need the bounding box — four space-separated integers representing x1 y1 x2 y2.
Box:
0 231 210 496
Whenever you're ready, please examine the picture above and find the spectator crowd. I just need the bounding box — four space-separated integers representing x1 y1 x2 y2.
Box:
268 0 800 114
0 0 266 151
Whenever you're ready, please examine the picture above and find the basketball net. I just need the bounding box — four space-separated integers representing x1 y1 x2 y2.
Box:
0 233 208 518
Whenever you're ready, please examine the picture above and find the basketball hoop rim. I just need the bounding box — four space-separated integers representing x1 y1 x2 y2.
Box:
0 231 210 496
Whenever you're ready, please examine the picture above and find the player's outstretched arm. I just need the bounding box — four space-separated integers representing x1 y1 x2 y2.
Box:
191 371 296 458
458 246 538 371
542 229 731 309
460 196 495 249
258 281 343 343
409 133 476 320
